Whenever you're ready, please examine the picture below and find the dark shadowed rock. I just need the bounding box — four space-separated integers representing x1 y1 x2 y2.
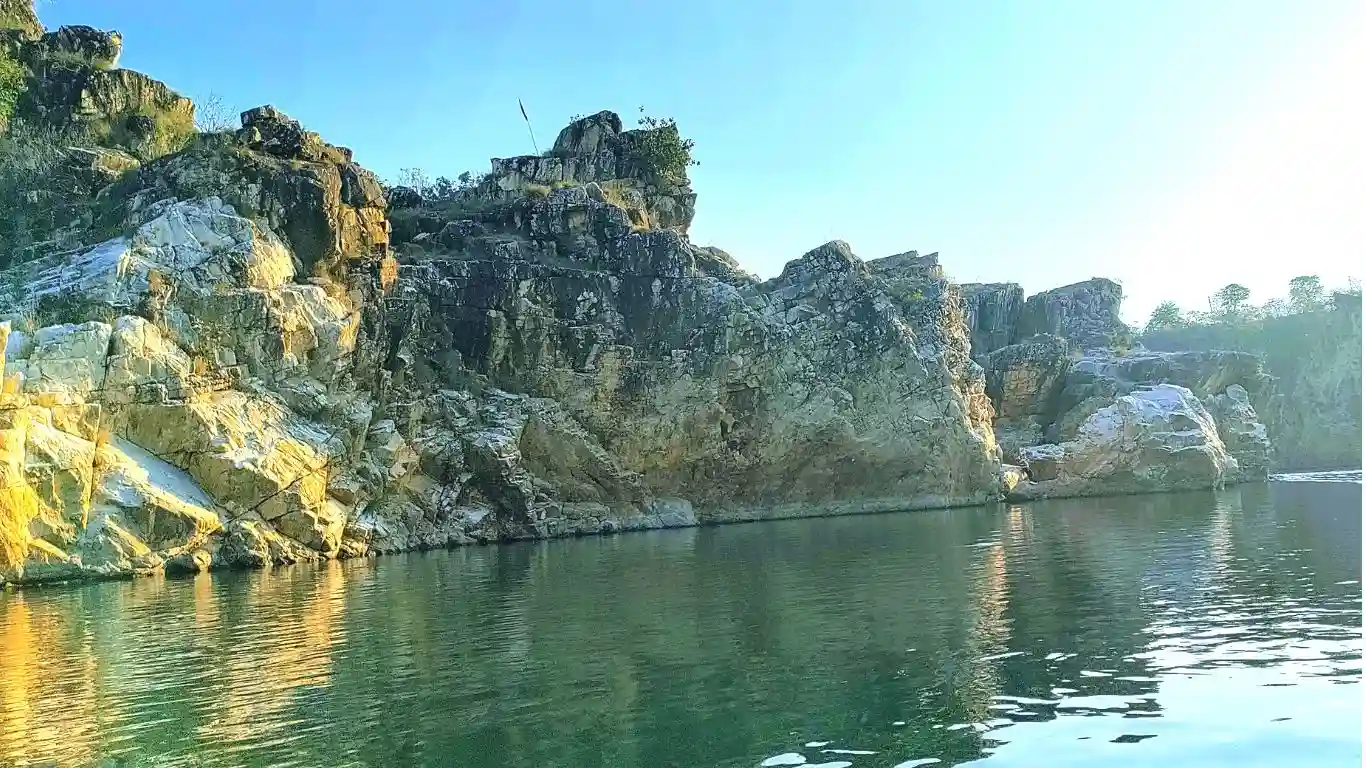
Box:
983 334 1071 462
239 105 350 164
386 184 424 210
385 209 1000 519
960 282 1024 360
7 26 193 160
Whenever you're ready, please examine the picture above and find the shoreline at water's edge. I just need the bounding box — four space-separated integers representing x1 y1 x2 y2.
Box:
14 476 1360 591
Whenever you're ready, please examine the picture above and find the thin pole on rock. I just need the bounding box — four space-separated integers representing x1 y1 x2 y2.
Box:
519 99 539 155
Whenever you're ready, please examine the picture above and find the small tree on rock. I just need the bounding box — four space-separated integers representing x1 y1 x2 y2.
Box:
1144 301 1185 334
1210 283 1252 323
629 106 697 182
1287 275 1326 315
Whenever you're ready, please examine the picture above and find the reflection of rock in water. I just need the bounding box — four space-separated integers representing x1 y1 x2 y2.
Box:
0 596 101 766
1207 488 1241 573
198 561 350 746
958 531 1014 721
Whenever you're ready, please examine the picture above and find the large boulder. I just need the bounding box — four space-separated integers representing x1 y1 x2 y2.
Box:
1048 348 1272 444
983 334 1071 462
1009 384 1240 500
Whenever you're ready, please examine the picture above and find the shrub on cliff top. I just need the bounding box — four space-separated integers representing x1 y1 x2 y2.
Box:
628 106 697 183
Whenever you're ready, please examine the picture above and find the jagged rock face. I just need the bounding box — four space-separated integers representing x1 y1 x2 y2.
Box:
116 109 390 280
1015 278 1130 352
15 102 1004 584
960 282 1024 360
6 25 192 160
1204 385 1271 481
486 110 698 233
0 75 1291 585
1008 384 1239 500
0 186 688 583
388 191 1000 518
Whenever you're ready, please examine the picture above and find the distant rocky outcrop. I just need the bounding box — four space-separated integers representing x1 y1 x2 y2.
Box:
1016 278 1130 352
483 110 698 233
963 273 1275 498
1002 348 1275 497
960 278 1131 362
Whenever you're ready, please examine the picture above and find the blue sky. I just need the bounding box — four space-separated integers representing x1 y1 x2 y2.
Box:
37 0 1364 323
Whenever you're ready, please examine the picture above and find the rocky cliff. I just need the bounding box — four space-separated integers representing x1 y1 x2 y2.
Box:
0 3 1297 585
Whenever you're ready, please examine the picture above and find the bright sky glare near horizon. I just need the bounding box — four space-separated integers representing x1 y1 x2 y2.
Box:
37 0 1365 324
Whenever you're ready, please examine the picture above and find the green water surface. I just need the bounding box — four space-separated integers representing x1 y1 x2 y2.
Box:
0 475 1360 767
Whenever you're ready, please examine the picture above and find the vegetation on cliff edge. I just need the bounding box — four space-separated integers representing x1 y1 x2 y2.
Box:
0 49 24 125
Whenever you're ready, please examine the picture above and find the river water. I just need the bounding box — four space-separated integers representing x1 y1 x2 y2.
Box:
0 474 1359 767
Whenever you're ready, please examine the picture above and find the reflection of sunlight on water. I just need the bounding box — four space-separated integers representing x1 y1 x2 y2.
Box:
1270 469 1362 483
1207 489 1238 573
0 598 38 766
0 595 100 766
960 541 1012 722
200 560 350 748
